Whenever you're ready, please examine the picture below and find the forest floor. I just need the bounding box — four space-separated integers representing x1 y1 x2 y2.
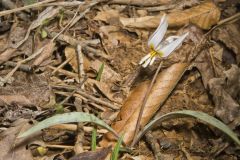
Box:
0 0 240 160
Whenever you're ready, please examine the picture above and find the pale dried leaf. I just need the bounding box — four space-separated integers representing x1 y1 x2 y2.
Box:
32 41 56 66
120 2 220 29
91 60 122 83
94 10 120 24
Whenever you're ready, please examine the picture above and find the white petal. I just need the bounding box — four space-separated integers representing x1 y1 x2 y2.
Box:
165 36 180 43
142 57 152 68
157 32 189 57
148 14 168 49
139 54 151 65
149 56 156 65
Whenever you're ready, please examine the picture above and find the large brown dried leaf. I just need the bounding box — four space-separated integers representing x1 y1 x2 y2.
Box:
120 2 220 30
100 63 188 146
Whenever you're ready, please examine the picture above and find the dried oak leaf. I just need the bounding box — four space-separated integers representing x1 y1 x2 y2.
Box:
100 63 188 146
0 71 53 108
0 119 33 160
212 23 240 64
209 65 240 125
120 2 220 30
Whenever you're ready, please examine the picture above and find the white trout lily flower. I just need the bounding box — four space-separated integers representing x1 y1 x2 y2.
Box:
139 14 189 68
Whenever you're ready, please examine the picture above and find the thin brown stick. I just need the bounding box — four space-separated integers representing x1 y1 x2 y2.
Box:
51 5 81 41
131 61 163 147
0 0 55 17
75 91 120 110
1 47 44 85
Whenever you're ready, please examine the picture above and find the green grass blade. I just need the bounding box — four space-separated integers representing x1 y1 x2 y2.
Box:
111 134 124 160
91 127 97 151
18 112 118 139
133 110 240 147
96 63 104 81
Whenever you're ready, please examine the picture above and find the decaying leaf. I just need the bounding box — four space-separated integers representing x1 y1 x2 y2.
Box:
0 72 52 107
100 63 188 146
69 147 111 160
0 95 33 106
0 119 33 160
91 60 122 83
209 65 240 124
94 10 120 24
94 81 123 104
212 23 240 64
64 46 91 72
120 2 220 29
32 41 56 66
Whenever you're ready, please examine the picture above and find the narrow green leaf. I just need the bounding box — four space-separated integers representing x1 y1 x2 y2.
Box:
18 112 118 139
96 63 104 81
54 104 64 114
111 134 124 160
91 127 97 151
133 110 240 147
23 0 37 5
41 29 48 39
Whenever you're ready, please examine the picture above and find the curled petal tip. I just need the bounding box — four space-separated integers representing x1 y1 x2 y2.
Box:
147 14 168 49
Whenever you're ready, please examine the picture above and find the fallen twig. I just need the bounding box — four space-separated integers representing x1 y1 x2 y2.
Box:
0 0 56 17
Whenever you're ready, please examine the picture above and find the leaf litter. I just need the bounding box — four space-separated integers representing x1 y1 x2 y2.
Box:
0 0 240 160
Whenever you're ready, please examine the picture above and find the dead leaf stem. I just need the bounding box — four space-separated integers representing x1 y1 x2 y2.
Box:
131 61 163 147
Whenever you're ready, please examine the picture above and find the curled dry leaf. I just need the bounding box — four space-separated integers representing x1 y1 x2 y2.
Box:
110 0 170 6
100 63 188 146
64 46 91 72
212 23 240 64
209 65 240 124
0 119 33 160
120 2 220 30
32 41 56 66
